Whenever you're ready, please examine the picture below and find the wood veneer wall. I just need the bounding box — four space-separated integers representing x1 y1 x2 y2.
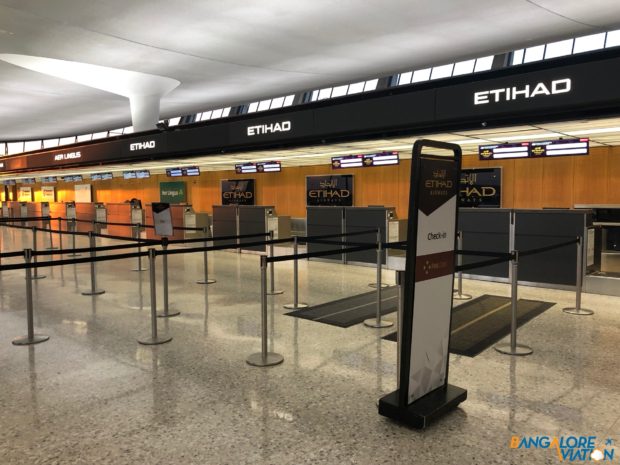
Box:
21 145 620 218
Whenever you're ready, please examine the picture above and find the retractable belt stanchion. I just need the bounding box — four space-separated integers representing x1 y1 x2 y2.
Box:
30 227 46 280
67 219 80 258
132 224 147 272
12 248 50 346
138 248 172 345
453 231 472 300
563 236 594 316
494 251 533 356
246 255 284 367
364 230 393 328
57 218 63 252
196 226 215 285
81 231 105 296
45 218 57 250
157 238 180 318
369 229 388 289
266 231 283 295
283 235 308 309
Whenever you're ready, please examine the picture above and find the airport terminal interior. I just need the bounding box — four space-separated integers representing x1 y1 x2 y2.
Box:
1 1 620 464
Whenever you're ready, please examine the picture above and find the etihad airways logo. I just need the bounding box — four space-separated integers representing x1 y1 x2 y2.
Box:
130 140 156 151
474 78 571 105
247 121 291 136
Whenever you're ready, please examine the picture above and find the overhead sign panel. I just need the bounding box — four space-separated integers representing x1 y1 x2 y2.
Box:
478 142 529 160
530 138 589 157
332 151 399 169
235 162 280 173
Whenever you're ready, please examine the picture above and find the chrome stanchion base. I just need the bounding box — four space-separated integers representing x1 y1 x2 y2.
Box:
562 307 594 316
453 292 473 301
127 302 147 310
29 275 46 280
81 289 105 296
266 290 284 295
12 334 50 346
157 310 181 318
283 302 309 309
246 352 284 367
494 343 533 356
196 279 216 284
137 335 172 345
131 267 148 272
368 282 389 289
363 318 394 328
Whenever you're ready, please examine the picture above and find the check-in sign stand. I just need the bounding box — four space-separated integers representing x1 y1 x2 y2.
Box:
152 203 173 237
379 139 467 428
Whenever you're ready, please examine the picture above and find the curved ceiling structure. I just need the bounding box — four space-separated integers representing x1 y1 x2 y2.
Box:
1 0 620 140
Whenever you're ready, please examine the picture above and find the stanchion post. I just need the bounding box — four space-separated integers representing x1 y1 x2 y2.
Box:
196 226 215 285
157 238 180 318
563 236 594 316
453 230 472 300
45 218 57 250
369 228 388 289
12 248 50 346
364 229 393 328
132 224 147 272
58 217 63 251
67 219 80 258
495 251 533 356
30 227 46 280
138 248 172 345
283 235 308 309
81 231 105 296
266 230 283 295
247 255 284 366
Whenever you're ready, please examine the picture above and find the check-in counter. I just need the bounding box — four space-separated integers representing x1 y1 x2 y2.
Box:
458 208 592 288
105 202 136 237
75 202 96 232
1 201 9 218
212 205 238 247
212 205 275 252
268 215 292 240
306 206 394 265
182 207 209 240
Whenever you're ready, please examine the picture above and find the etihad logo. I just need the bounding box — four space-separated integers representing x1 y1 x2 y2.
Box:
130 140 156 151
247 121 291 136
474 78 571 105
54 151 81 161
320 179 337 189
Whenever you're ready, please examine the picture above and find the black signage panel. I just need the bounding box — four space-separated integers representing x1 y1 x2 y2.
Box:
228 112 315 145
436 57 620 120
459 168 501 208
167 123 228 152
479 142 530 160
221 179 255 205
306 175 353 206
530 138 589 157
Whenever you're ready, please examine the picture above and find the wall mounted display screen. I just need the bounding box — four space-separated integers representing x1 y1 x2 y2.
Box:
91 172 113 181
235 163 257 174
479 142 530 160
530 138 589 157
41 176 57 183
306 174 353 206
479 138 590 160
123 171 137 179
20 178 36 184
62 175 83 182
3 179 16 185
135 170 150 179
166 168 183 177
332 151 399 169
459 168 502 208
256 161 280 172
183 166 200 176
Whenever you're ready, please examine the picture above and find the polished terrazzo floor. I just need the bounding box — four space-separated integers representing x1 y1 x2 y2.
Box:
0 227 619 465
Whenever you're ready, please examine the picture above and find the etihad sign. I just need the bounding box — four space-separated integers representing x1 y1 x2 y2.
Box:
130 140 156 151
54 151 81 161
247 121 291 136
474 78 571 105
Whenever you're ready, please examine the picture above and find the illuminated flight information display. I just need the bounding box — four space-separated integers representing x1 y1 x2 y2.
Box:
479 138 589 160
332 151 399 169
235 161 281 173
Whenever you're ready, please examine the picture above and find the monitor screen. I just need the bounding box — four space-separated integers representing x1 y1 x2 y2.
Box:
91 172 113 181
3 179 16 185
123 171 137 179
235 163 257 174
256 161 281 173
20 178 37 184
135 170 150 179
183 166 200 176
166 168 183 177
41 176 57 183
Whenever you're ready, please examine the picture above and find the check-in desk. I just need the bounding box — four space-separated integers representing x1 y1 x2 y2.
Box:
212 205 277 252
182 207 209 240
575 204 620 296
105 203 137 237
75 202 96 232
1 201 9 218
306 206 395 265
458 208 592 288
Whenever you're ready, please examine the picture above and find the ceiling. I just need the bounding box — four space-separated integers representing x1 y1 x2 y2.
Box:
4 115 620 180
2 0 620 141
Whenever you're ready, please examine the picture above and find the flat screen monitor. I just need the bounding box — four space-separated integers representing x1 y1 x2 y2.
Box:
135 170 150 179
166 168 183 177
183 166 200 176
256 161 281 173
123 171 137 180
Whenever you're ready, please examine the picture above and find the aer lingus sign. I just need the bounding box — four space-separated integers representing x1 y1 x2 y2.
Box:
160 181 187 204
